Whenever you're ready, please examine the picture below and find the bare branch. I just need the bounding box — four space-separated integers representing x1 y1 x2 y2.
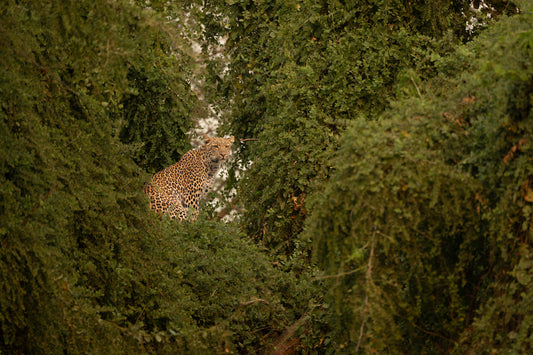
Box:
270 307 315 355
238 299 270 307
410 71 422 99
356 228 376 353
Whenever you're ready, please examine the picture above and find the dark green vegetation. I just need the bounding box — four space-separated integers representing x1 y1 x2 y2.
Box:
1 0 532 354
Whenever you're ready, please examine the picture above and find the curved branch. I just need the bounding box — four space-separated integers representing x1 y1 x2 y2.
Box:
238 298 270 307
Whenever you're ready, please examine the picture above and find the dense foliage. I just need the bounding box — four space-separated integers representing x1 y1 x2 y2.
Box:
306 3 533 353
201 0 495 253
0 0 318 353
202 0 532 353
2 0 532 353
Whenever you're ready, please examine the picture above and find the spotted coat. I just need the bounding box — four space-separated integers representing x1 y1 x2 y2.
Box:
144 135 234 220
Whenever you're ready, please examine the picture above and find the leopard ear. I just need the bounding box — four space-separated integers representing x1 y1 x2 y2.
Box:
229 136 235 143
202 134 211 143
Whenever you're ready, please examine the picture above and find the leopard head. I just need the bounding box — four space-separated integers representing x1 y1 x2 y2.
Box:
202 135 234 162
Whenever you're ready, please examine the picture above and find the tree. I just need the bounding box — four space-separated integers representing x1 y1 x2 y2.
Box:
201 0 496 255
0 0 192 352
306 2 533 352
0 1 325 352
120 0 204 172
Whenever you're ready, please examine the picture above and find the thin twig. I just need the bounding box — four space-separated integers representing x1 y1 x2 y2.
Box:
240 138 258 143
270 306 315 355
410 71 423 99
238 298 270 307
356 228 376 352
356 294 369 352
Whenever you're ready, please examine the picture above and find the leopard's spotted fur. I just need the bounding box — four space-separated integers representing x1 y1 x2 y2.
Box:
144 135 234 220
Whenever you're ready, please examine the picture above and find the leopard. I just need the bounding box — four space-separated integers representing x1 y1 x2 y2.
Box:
144 135 234 221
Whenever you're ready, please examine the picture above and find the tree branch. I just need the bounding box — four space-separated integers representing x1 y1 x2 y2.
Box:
410 71 422 98
356 228 376 353
238 298 270 307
